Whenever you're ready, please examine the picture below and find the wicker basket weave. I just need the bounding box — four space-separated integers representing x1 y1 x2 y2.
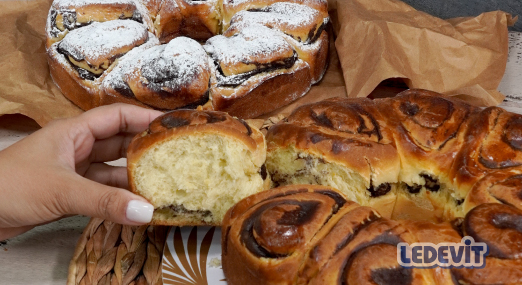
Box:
67 218 169 285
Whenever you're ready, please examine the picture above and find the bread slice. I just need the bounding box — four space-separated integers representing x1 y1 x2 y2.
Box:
127 109 270 225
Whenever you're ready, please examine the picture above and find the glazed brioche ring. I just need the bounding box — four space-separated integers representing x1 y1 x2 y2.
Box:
222 185 522 284
265 89 522 223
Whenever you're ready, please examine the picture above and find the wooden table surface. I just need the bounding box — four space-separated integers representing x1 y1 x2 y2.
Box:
0 31 521 285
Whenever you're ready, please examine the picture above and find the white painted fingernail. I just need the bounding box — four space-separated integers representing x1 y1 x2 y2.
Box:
126 200 154 223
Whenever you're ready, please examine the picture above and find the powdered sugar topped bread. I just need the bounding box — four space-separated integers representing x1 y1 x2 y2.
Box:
205 25 296 78
221 0 328 30
127 109 270 225
57 20 149 79
46 0 329 118
46 0 153 46
227 3 327 43
225 2 329 83
205 24 312 118
103 36 211 109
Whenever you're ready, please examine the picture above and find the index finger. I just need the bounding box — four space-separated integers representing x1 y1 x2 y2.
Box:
76 103 163 140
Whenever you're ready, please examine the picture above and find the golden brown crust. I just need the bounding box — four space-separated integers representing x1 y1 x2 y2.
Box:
265 89 522 222
154 0 221 43
451 107 522 193
127 109 265 167
222 185 522 285
267 96 400 186
210 60 312 119
127 109 267 225
47 45 103 110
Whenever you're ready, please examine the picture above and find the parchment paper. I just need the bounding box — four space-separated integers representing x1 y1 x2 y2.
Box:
332 0 516 106
0 0 514 126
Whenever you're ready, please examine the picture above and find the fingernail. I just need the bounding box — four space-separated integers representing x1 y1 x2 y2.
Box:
126 200 154 223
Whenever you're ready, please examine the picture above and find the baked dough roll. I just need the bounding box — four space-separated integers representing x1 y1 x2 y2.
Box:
222 185 354 285
451 203 522 284
384 89 479 221
222 185 436 285
103 36 211 109
265 97 400 218
222 185 522 284
127 109 270 226
151 0 221 43
46 0 153 47
221 0 327 31
225 2 329 83
205 24 312 118
47 20 156 110
463 170 522 213
452 106 522 195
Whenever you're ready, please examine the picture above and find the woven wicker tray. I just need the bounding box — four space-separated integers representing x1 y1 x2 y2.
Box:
67 218 168 285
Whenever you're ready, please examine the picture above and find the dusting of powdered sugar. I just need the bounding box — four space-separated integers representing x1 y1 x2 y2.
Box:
103 36 210 94
102 32 160 92
58 20 149 63
204 24 291 67
53 0 137 9
223 0 327 10
231 2 320 30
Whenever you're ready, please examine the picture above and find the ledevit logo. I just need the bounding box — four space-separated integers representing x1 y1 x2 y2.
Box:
397 236 489 269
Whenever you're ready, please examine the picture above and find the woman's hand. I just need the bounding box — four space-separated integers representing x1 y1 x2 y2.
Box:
0 104 163 240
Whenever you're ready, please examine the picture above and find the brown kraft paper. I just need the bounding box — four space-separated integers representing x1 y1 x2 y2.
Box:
331 0 516 106
0 0 514 125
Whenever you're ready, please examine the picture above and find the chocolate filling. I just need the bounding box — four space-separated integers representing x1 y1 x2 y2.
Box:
161 115 190 129
420 174 440 192
340 234 404 285
451 218 465 237
406 184 422 194
311 111 334 128
176 90 210 110
239 118 252 136
166 204 212 219
399 101 420 116
57 44 125 80
304 19 327 44
370 267 413 285
316 190 347 213
367 183 391 198
214 52 298 88
240 200 320 258
259 164 267 180
333 212 381 255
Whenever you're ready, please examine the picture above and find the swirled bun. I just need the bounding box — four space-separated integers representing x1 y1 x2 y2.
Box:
222 184 522 284
127 109 270 225
205 24 312 118
225 2 329 83
265 89 522 222
47 20 158 110
46 0 330 118
103 36 211 109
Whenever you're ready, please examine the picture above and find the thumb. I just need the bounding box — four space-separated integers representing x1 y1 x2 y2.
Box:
62 177 154 225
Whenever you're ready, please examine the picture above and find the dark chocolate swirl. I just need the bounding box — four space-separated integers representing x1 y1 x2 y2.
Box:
288 98 384 143
463 203 522 259
213 51 297 88
147 109 255 138
391 89 475 151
